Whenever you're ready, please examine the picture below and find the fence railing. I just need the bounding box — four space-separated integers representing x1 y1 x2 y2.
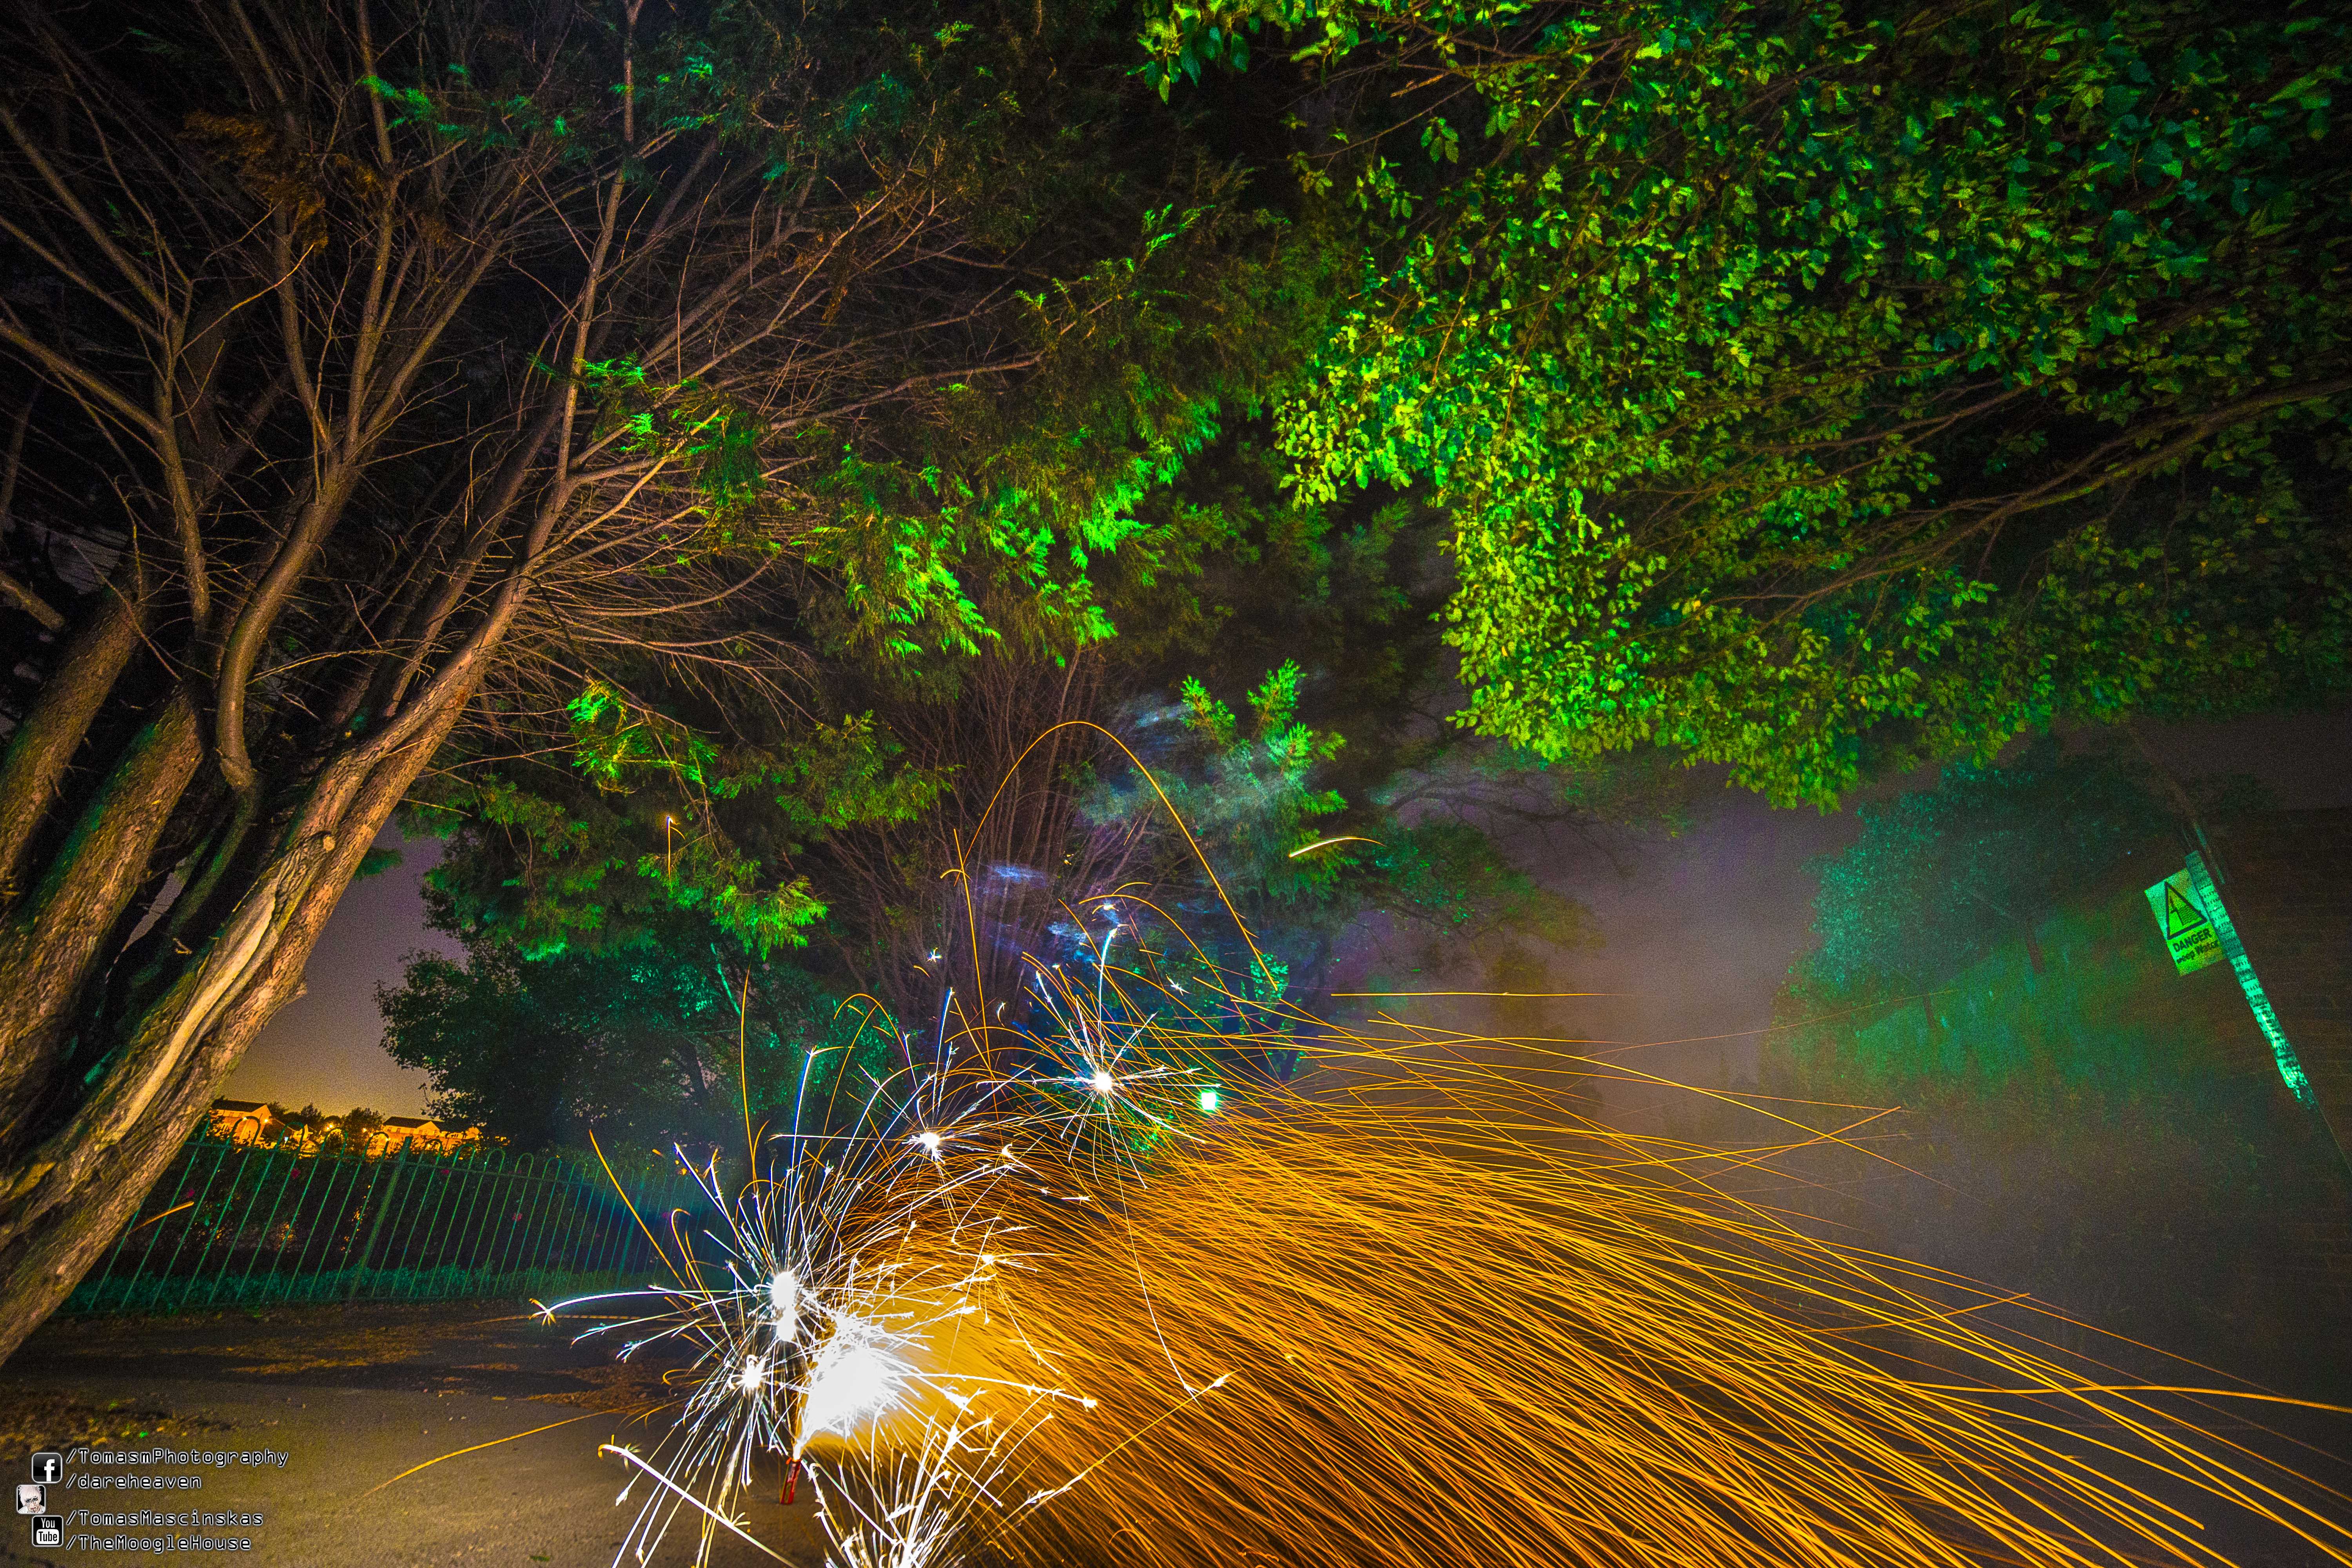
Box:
65 1133 704 1316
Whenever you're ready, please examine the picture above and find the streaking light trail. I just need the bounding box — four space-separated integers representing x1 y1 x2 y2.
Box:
539 835 2352 1568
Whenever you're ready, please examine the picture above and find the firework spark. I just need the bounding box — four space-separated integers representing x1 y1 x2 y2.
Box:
549 903 2351 1568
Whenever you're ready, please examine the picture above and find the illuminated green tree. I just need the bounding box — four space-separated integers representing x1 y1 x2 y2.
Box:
1145 0 2352 803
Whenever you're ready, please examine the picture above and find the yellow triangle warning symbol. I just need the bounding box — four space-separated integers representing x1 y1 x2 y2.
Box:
2146 868 2226 976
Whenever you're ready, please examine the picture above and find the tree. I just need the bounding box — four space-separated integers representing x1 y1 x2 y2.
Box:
338 1107 386 1147
773 433 1651 1027
266 1103 333 1148
1797 737 2231 1007
379 917 882 1154
0 0 1283 1360
1144 0 2352 803
1090 661 1588 1026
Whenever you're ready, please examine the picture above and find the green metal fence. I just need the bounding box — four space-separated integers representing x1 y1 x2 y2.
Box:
64 1133 704 1316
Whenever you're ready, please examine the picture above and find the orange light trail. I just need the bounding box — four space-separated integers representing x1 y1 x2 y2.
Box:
543 786 2352 1568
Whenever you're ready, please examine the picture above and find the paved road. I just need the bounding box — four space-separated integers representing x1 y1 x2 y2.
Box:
10 1301 2346 1568
0 1303 826 1568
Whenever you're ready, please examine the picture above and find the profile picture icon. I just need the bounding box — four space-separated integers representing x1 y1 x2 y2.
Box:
13 1485 40 1515
27 1454 60 1485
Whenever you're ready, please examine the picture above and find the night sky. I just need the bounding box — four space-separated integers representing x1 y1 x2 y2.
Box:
223 708 2352 1120
223 827 457 1116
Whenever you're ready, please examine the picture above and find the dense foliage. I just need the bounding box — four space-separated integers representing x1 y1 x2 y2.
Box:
1799 738 2189 999
409 416 1621 1053
1145 0 2352 802
383 3 1327 963
379 921 882 1152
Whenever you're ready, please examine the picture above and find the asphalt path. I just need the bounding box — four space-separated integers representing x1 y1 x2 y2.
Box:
0 1303 825 1568
7 1300 2348 1567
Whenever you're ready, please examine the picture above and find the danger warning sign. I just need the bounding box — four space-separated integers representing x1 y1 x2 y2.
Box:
2145 869 2224 976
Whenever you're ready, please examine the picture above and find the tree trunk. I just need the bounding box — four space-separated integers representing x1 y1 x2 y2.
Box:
0 581 147 904
0 687 470 1366
0 693 205 1118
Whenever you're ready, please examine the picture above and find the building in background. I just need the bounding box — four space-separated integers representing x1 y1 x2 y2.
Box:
202 1099 486 1155
205 1100 274 1145
374 1116 483 1156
